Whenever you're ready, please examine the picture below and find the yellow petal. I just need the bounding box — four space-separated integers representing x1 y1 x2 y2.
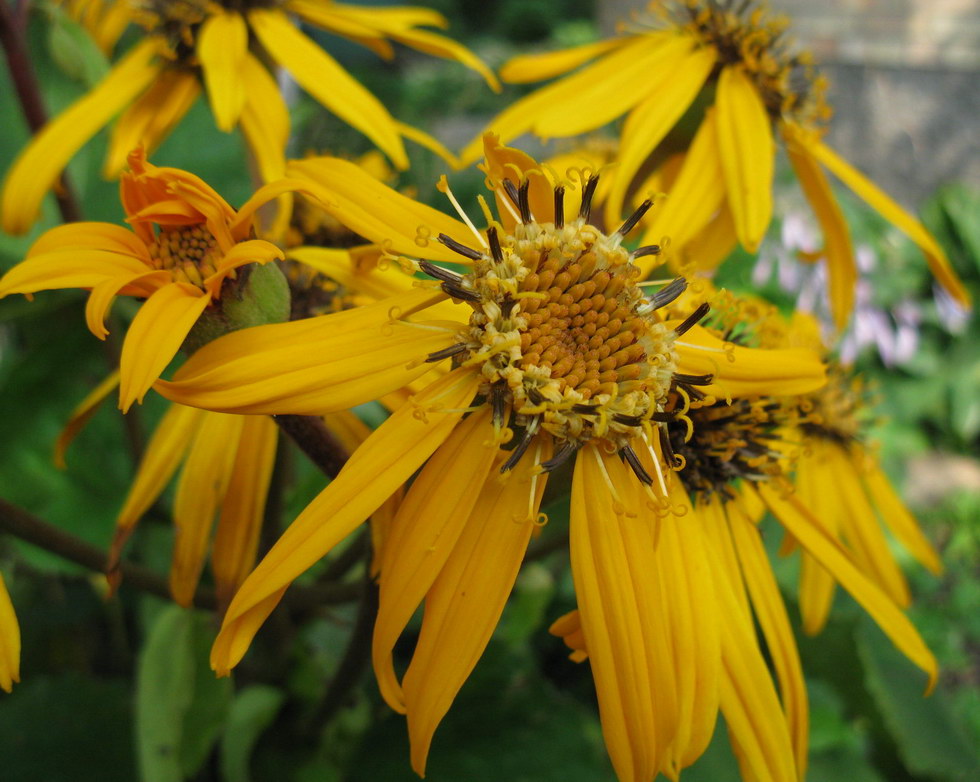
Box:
715 66 775 252
204 239 284 296
603 41 716 228
249 9 408 169
286 156 471 264
403 443 550 775
481 132 556 231
372 409 499 713
210 367 482 675
104 67 200 177
783 124 856 331
499 37 625 83
156 307 460 415
1 39 161 235
665 204 738 276
859 450 942 575
675 325 827 398
800 130 970 307
197 10 249 132
288 0 395 59
85 269 170 339
0 249 151 297
54 370 121 469
169 412 245 606
0 572 20 692
756 483 938 691
794 442 840 634
632 107 726 263
109 403 204 588
569 445 679 782
27 221 150 258
728 503 809 776
395 120 459 169
119 282 211 413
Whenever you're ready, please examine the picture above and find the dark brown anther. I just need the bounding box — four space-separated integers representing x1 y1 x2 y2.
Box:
649 277 688 309
632 244 661 258
500 296 516 318
517 179 532 223
419 260 463 284
677 383 706 401
658 424 680 468
438 233 483 261
579 175 600 221
490 382 508 428
618 199 653 236
554 185 565 228
526 385 545 404
675 302 711 336
441 283 481 302
613 413 643 426
502 178 520 209
572 403 597 415
425 343 469 363
622 444 654 485
500 424 536 473
673 372 714 386
539 441 577 473
487 225 503 262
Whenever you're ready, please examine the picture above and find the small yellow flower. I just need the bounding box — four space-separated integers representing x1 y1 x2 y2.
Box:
2 0 496 234
0 572 19 693
151 135 826 780
466 0 969 330
0 148 300 412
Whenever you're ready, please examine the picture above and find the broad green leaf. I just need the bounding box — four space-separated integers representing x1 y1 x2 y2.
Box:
220 685 285 782
180 616 234 776
857 617 980 781
46 6 110 87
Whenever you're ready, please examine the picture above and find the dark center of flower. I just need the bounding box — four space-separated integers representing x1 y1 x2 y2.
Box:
799 365 868 446
420 175 713 482
664 0 831 125
148 225 219 288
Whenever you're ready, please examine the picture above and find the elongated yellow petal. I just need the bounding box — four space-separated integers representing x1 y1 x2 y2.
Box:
828 447 911 607
500 37 625 83
27 221 150 258
210 368 482 674
119 282 211 412
169 412 245 606
859 451 942 575
249 9 407 169
1 39 161 234
0 249 151 297
286 156 471 264
675 325 826 398
603 42 716 228
783 124 856 330
86 269 170 339
204 239 284 296
197 10 248 132
157 311 459 415
800 130 970 307
666 204 738 276
715 66 774 252
403 443 550 775
482 132 556 232
395 121 458 168
570 445 678 782
0 572 20 692
728 504 809 777
108 403 204 588
287 0 395 58
458 34 663 166
372 409 499 712
756 483 938 690
55 370 121 469
632 107 725 259
104 68 200 177
328 3 447 31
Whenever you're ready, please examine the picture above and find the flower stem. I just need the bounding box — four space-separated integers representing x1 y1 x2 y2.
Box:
274 414 349 478
0 0 81 224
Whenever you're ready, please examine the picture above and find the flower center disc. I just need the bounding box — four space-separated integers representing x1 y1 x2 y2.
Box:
149 225 219 287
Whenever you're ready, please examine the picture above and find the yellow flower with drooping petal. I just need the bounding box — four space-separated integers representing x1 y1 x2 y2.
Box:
0 148 305 412
0 572 20 693
1 0 496 235
151 135 826 780
464 0 969 330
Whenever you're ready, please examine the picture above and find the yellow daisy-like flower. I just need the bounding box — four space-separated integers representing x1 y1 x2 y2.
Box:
2 0 496 235
463 0 969 329
151 135 826 779
0 572 20 693
0 148 304 412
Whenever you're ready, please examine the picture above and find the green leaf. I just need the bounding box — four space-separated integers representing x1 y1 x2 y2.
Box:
180 616 234 776
45 6 110 87
137 605 196 782
856 617 980 781
220 686 285 782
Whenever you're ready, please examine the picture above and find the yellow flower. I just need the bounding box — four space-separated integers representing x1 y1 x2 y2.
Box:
57 0 131 53
0 148 300 412
464 0 969 330
152 135 826 779
1 0 496 235
0 572 19 693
